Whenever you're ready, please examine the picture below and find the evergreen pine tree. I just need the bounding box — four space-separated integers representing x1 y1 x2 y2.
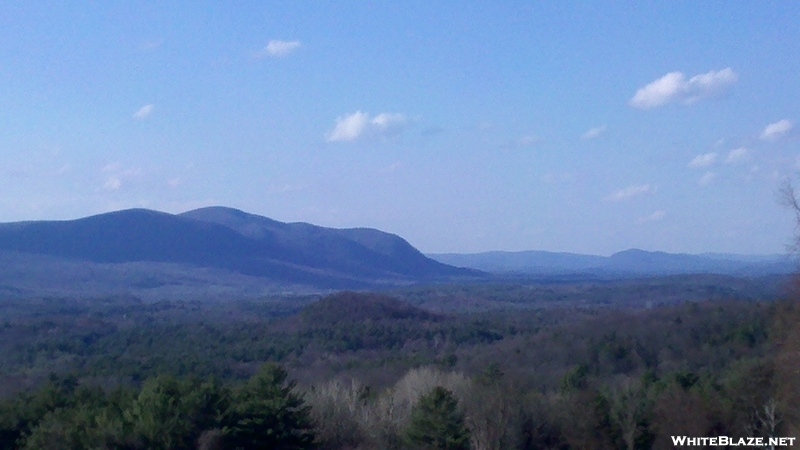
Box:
224 363 315 449
406 386 470 450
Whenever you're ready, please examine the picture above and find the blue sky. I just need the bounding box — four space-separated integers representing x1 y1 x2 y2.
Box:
1 2 799 255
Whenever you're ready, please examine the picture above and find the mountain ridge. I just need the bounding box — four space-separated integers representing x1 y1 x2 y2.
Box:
0 207 793 298
428 248 795 276
0 207 474 290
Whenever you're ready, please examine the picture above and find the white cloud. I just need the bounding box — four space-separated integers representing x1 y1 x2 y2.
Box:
698 171 715 186
102 162 122 172
326 111 408 142
257 39 302 57
371 113 407 135
684 69 737 102
630 72 684 109
605 184 653 202
688 152 718 168
629 68 737 109
326 111 369 142
760 119 793 141
104 176 122 190
638 210 666 223
100 162 142 190
133 104 154 120
725 147 749 164
581 125 607 140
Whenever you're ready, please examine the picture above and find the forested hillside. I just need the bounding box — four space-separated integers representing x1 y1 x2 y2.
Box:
0 207 474 292
0 285 797 449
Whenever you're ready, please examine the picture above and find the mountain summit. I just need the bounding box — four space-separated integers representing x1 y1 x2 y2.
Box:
0 207 472 288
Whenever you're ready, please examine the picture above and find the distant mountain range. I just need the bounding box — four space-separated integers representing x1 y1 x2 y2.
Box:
428 249 797 276
0 207 795 300
0 207 473 293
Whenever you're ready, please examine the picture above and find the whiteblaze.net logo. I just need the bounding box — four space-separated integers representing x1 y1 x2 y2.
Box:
671 436 796 447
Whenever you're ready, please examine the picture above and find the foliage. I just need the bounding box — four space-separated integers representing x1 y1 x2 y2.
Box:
223 363 315 450
0 364 316 450
0 287 796 449
406 386 470 450
125 375 228 449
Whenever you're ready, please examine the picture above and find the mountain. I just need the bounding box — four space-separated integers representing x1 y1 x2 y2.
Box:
180 207 456 280
428 248 796 276
0 207 474 291
2 207 791 298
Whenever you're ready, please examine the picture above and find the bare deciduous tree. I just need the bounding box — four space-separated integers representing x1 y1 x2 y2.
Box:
305 378 369 449
776 178 800 436
606 376 653 450
462 384 521 450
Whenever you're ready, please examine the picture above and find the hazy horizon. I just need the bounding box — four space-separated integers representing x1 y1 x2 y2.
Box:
2 3 799 255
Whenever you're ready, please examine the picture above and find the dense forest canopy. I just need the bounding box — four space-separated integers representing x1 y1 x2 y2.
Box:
0 277 798 448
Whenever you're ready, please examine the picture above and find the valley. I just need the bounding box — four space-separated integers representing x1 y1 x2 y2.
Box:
0 208 797 449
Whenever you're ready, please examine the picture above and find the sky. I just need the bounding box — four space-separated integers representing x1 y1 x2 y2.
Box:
1 2 799 255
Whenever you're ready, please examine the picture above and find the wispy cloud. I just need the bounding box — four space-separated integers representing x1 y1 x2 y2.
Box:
102 162 121 173
605 184 653 202
256 39 302 57
133 104 154 120
688 152 717 168
326 111 408 142
760 119 793 141
698 171 715 186
101 162 142 190
725 147 749 164
581 125 606 140
327 111 369 142
104 176 122 190
501 135 542 149
371 113 407 134
638 210 666 223
629 68 737 109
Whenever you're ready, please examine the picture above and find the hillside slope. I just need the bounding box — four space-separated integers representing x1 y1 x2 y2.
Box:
180 207 461 279
0 208 473 289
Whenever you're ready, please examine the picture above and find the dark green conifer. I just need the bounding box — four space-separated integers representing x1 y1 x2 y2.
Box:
406 386 470 450
224 363 315 449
